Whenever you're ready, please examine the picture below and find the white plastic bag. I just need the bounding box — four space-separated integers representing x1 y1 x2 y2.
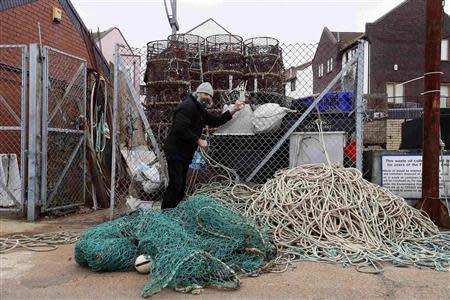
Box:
0 154 21 207
119 145 163 193
215 104 254 135
126 195 161 211
141 163 162 194
252 103 296 134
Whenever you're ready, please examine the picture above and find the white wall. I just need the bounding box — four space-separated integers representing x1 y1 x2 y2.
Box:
363 40 370 95
285 65 314 99
96 29 127 63
187 20 230 38
96 28 141 91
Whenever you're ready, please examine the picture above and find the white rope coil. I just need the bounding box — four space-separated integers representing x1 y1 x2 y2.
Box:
0 231 79 253
194 156 450 273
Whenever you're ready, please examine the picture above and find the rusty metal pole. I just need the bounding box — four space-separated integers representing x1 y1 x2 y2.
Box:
420 0 450 227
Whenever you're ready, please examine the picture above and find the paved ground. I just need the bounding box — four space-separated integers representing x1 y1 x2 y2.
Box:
1 211 449 300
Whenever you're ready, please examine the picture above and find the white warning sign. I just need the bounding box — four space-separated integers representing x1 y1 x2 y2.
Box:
381 155 450 199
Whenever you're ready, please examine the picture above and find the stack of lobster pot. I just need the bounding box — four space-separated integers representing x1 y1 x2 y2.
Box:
244 37 285 102
168 33 206 92
144 39 190 145
204 34 245 109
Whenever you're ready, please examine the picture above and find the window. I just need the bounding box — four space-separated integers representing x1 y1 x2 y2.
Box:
290 79 296 92
386 83 404 103
441 85 449 108
441 39 449 61
326 58 333 73
343 50 356 67
318 64 324 77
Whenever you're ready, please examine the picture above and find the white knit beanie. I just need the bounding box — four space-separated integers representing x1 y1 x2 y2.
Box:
195 82 214 97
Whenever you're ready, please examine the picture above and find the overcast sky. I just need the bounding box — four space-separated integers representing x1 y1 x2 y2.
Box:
72 0 450 47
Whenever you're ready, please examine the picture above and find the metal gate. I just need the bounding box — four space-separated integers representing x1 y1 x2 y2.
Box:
0 45 27 212
40 46 87 212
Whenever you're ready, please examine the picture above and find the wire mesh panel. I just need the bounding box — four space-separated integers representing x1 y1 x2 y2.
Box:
111 45 167 214
41 46 87 212
111 38 365 214
0 45 27 212
205 42 363 184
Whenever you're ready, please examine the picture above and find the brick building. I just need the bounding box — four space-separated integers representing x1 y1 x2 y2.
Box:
366 0 450 107
312 0 450 108
310 0 450 150
0 0 109 151
363 0 450 150
0 0 108 73
0 0 110 211
312 27 363 94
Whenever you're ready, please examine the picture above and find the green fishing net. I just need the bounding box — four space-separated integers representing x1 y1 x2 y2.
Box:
74 195 272 297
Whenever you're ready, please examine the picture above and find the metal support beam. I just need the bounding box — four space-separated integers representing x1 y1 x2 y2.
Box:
355 41 365 171
45 136 84 208
27 44 40 221
20 45 27 213
40 47 49 210
109 44 120 220
48 63 84 124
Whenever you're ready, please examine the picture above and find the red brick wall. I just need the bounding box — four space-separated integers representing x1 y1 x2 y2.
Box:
0 0 93 69
312 30 342 94
366 0 450 104
0 0 93 165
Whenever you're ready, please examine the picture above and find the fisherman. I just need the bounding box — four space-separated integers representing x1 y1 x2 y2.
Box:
162 82 245 209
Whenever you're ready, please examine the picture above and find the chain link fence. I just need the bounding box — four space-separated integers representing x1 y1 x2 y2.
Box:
0 45 27 212
110 45 166 214
111 35 365 214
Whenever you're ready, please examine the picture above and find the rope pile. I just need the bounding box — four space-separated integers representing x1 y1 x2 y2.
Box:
0 231 79 253
194 159 450 273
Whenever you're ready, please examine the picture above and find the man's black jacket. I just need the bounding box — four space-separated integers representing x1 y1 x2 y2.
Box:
164 94 232 162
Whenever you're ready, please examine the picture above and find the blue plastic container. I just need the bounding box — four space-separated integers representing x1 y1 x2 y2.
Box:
303 95 331 112
337 92 353 112
302 97 315 107
299 92 353 113
319 93 337 112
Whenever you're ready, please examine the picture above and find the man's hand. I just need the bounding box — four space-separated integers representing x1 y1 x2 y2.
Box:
197 139 208 149
230 100 245 115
